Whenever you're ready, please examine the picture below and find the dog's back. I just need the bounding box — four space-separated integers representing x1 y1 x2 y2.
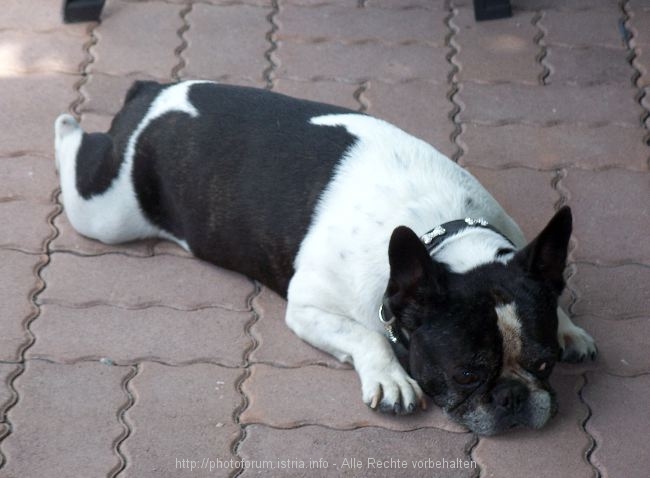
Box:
57 81 360 294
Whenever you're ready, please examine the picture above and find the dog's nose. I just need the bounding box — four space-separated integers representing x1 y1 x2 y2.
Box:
491 380 529 413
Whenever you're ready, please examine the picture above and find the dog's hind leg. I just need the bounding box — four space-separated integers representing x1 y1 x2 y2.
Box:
54 114 160 245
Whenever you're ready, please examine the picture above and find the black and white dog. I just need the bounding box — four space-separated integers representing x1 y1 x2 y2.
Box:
55 81 596 435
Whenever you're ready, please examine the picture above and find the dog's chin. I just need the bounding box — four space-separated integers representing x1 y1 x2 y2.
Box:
442 388 558 436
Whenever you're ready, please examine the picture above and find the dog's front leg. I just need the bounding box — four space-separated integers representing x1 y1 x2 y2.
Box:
557 307 597 362
285 302 425 414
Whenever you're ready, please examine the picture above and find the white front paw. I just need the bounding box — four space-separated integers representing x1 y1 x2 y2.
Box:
359 360 425 415
558 321 597 363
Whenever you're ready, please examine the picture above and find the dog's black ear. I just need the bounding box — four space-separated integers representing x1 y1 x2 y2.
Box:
386 226 447 308
513 206 572 293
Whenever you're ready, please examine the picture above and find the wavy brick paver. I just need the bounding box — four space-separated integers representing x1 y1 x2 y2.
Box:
474 374 593 478
1 0 648 475
2 361 129 477
40 253 254 311
28 304 253 367
240 364 465 433
239 425 475 477
121 362 242 477
583 373 650 477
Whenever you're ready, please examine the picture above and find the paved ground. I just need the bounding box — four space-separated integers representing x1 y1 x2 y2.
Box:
0 0 648 476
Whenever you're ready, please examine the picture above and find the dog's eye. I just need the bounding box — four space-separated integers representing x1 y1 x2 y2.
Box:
453 370 481 386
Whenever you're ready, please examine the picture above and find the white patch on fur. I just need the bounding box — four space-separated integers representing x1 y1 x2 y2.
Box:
495 303 523 370
54 81 210 248
287 114 525 411
432 228 518 273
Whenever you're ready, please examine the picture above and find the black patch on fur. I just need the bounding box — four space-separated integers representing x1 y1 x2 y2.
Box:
75 133 118 199
125 82 359 295
74 81 166 199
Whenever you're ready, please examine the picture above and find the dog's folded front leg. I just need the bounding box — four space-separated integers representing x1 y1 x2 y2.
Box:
285 302 425 414
557 307 597 362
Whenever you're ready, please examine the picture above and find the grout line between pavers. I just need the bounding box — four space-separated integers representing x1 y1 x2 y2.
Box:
578 373 603 478
353 80 370 113
37 298 251 314
532 10 551 86
262 0 280 90
0 189 63 469
234 419 468 435
25 355 245 370
461 161 650 173
69 22 99 119
444 0 463 163
619 0 650 170
461 118 641 129
466 433 481 478
230 281 262 478
171 1 193 81
109 364 138 478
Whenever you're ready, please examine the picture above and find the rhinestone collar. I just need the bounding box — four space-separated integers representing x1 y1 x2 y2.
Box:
420 217 515 254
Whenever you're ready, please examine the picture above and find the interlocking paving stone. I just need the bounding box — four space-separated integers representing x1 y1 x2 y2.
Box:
249 286 347 368
285 0 439 7
92 0 181 78
0 201 55 254
563 169 650 264
0 364 19 422
277 4 447 46
584 373 650 477
277 41 448 83
122 362 241 477
570 264 650 319
546 45 633 86
274 79 359 110
240 364 466 432
513 0 618 10
457 83 642 126
40 253 254 311
0 74 79 157
453 9 540 84
0 30 84 75
365 80 456 159
28 303 252 366
543 9 626 49
51 211 154 257
3 0 88 34
239 424 476 477
0 250 42 361
474 374 592 478
0 156 57 203
184 3 270 83
2 361 128 477
465 166 557 241
460 123 648 171
367 0 443 8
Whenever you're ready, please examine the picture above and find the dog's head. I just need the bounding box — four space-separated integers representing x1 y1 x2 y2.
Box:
385 207 572 435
